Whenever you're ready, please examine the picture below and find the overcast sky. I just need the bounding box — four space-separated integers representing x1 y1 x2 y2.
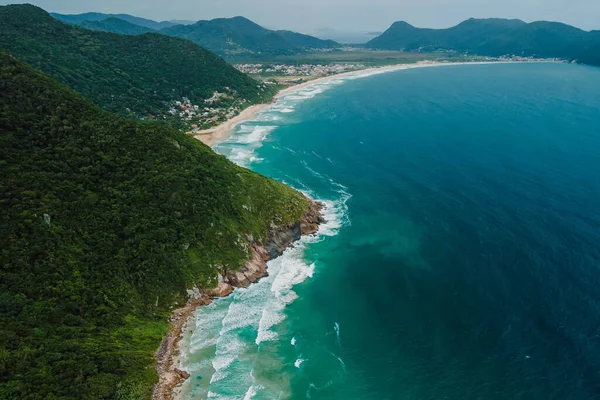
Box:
3 0 599 33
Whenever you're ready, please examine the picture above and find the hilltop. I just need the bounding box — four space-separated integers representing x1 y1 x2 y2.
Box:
0 4 274 119
0 49 318 399
367 18 600 65
160 16 340 57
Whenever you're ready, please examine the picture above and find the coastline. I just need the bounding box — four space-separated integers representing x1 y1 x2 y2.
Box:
192 60 529 147
153 199 324 400
192 104 267 147
156 59 551 399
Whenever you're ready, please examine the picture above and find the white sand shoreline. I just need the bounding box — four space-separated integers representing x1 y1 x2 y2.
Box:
192 60 545 147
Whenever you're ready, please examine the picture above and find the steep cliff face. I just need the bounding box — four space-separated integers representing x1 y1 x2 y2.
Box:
153 198 324 400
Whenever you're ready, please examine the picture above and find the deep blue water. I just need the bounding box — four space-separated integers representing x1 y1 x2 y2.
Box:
180 63 600 400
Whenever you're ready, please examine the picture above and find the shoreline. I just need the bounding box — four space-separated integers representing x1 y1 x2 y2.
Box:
152 199 324 400
191 60 542 147
157 59 554 399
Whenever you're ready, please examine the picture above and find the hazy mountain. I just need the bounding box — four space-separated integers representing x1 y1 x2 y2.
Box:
367 18 600 65
51 11 178 30
169 19 196 25
161 16 339 56
310 28 379 44
78 16 156 35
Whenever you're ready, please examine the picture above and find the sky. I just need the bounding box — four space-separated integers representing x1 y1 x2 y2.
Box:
2 0 599 33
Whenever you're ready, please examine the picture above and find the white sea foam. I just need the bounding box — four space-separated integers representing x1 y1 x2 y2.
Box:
291 336 297 346
236 125 276 144
243 384 263 400
334 322 341 345
295 358 305 368
329 352 347 373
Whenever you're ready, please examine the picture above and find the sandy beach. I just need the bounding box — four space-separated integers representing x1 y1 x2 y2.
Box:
191 104 267 146
191 60 528 147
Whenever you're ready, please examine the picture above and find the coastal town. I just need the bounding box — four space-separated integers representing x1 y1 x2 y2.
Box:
163 56 565 133
166 94 248 131
234 63 366 78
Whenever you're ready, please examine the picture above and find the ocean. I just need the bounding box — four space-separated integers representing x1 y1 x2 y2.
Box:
177 63 600 400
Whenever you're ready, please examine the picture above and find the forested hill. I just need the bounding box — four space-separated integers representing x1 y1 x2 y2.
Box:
0 4 273 117
367 18 600 66
0 49 309 399
77 17 157 35
160 16 340 57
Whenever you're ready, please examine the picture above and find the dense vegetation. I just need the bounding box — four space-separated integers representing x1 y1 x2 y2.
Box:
0 50 309 399
0 4 274 117
78 18 156 35
161 16 340 57
51 12 179 30
367 18 600 66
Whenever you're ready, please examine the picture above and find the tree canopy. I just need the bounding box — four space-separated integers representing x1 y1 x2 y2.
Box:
0 50 308 399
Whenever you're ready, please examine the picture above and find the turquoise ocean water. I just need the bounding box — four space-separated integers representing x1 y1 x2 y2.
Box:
178 63 600 399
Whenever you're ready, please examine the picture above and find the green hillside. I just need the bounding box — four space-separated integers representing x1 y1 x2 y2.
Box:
160 16 339 57
78 17 156 35
367 18 600 65
0 49 309 399
0 5 273 118
51 11 177 30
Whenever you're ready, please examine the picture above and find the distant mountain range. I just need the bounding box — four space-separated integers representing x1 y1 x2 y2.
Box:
367 18 600 65
160 16 339 55
1 5 272 116
52 12 340 56
77 17 156 35
51 11 180 30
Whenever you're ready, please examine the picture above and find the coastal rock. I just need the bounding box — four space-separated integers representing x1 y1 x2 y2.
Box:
301 222 319 235
204 275 233 297
174 368 190 381
242 246 268 282
226 270 250 288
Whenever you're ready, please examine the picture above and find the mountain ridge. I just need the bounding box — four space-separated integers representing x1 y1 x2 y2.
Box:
51 11 178 30
78 16 157 35
367 18 600 65
160 15 339 56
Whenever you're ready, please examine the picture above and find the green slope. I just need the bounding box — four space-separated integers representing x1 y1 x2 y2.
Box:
160 16 339 57
367 18 600 65
78 17 157 35
1 5 273 118
51 11 177 30
0 49 309 399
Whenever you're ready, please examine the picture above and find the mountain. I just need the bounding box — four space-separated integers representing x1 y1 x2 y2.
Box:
367 18 600 65
0 48 312 399
169 19 196 25
1 5 273 118
78 17 156 35
367 18 527 51
51 11 178 30
161 16 339 56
